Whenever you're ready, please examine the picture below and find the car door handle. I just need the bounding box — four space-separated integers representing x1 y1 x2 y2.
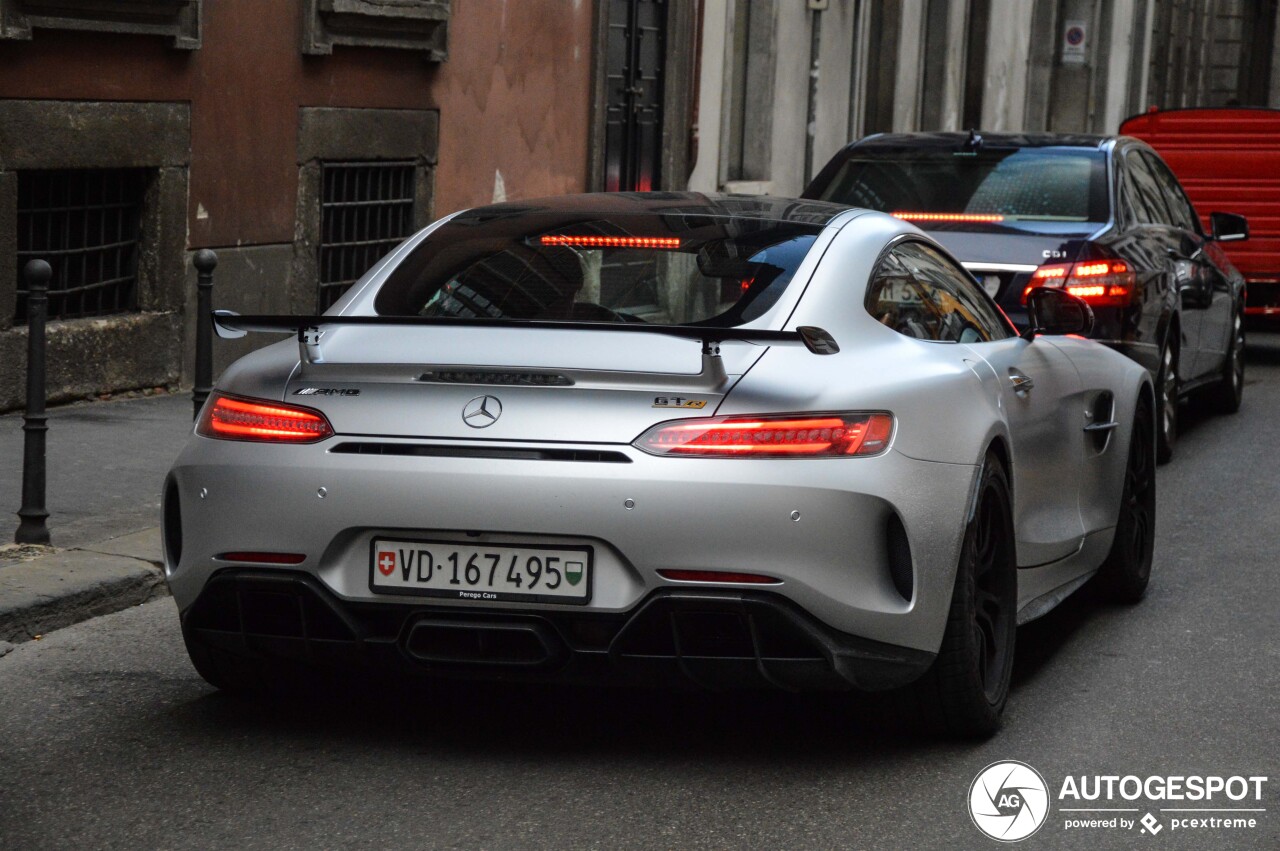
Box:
1083 421 1119 433
1009 370 1034 393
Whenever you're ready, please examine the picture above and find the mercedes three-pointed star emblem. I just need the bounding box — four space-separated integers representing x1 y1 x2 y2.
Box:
462 395 503 428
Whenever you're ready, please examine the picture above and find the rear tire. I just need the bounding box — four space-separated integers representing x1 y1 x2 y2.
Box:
1155 337 1179 464
183 631 319 697
1095 397 1157 603
1207 311 1245 414
896 452 1017 738
183 630 263 694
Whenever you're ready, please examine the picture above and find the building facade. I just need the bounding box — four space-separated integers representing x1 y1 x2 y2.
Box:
0 0 599 410
688 0 1280 197
3 0 1277 410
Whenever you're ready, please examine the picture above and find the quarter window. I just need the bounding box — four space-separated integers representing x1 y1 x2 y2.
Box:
866 241 1012 342
1143 152 1201 234
1124 150 1172 226
1117 178 1143 227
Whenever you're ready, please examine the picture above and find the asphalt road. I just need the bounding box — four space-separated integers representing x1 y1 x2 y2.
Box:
2 338 1278 849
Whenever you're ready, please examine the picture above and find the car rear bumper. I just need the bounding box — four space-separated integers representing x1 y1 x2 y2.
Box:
164 434 979 657
182 569 937 692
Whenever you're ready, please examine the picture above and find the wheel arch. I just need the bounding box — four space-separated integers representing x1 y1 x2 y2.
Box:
1137 373 1157 419
1157 308 1180 361
986 434 1012 504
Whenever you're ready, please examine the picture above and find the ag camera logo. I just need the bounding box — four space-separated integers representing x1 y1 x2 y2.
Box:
969 761 1050 842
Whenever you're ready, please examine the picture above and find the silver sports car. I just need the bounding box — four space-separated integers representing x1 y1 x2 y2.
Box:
165 193 1155 736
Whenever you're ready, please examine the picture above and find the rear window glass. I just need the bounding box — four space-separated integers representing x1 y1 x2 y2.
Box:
811 148 1109 224
374 210 823 327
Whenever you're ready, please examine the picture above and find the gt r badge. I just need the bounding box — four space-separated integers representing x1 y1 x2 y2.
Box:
294 387 360 396
462 395 503 428
653 396 707 409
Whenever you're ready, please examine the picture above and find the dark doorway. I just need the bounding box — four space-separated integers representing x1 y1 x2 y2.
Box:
962 0 990 130
862 0 901 136
1241 0 1278 105
603 0 667 191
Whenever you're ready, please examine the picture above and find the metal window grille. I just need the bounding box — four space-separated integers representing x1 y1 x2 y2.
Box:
318 161 416 311
15 168 147 322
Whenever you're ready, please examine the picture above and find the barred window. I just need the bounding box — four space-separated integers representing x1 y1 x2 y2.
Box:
318 161 416 311
15 168 147 322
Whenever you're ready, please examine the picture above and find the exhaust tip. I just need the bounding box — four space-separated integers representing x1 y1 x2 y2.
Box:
405 618 560 667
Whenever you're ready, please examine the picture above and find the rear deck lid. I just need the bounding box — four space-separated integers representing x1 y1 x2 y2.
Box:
281 328 768 443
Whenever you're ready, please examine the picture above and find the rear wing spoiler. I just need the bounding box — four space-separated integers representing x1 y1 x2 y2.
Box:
212 310 838 388
212 311 838 355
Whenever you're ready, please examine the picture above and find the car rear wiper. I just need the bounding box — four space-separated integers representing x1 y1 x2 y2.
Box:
211 311 839 386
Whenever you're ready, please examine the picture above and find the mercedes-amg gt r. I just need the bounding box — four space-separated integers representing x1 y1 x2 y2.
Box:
164 193 1155 736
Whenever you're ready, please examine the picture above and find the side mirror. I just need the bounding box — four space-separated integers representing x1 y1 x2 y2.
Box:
1024 288 1095 339
1210 211 1249 243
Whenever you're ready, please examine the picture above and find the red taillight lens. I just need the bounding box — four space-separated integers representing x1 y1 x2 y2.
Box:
657 569 781 584
892 212 1005 223
217 552 307 565
197 393 333 443
540 235 681 249
1023 260 1136 307
634 413 893 458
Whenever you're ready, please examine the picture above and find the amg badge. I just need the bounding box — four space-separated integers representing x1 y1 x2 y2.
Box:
294 387 360 396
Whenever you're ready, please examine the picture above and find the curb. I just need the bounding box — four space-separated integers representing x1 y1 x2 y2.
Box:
0 528 169 647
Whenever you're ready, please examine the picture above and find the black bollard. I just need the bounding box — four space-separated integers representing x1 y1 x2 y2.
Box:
192 249 218 420
16 259 52 545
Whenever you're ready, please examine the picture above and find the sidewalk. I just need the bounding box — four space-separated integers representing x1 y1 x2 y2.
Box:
1 392 192 653
0 527 166 654
0 391 192 548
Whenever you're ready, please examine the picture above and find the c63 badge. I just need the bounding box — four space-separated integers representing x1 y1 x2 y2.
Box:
653 396 708 409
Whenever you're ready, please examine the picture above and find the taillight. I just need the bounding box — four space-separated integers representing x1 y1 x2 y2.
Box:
197 393 333 443
1022 260 1136 307
540 235 681 249
634 413 893 458
892 212 1005 223
216 552 307 565
657 569 781 584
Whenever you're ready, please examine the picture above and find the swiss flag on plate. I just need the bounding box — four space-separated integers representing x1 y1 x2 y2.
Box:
376 550 396 576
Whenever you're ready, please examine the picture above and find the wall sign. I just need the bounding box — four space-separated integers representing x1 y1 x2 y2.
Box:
1062 20 1088 65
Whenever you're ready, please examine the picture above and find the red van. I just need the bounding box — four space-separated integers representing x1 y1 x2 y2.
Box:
1121 107 1277 325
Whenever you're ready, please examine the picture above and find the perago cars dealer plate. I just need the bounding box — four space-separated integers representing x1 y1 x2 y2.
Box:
370 538 592 605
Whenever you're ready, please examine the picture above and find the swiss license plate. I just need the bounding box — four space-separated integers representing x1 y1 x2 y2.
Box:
370 539 592 604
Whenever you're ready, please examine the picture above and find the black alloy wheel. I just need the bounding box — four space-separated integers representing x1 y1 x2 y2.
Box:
1208 311 1245 414
970 467 1016 707
899 452 1016 737
1096 399 1157 602
1155 337 1178 464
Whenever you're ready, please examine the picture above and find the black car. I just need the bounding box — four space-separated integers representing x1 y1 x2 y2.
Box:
804 132 1248 462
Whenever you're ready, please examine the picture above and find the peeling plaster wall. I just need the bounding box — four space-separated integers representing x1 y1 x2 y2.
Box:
432 0 593 215
0 0 594 246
